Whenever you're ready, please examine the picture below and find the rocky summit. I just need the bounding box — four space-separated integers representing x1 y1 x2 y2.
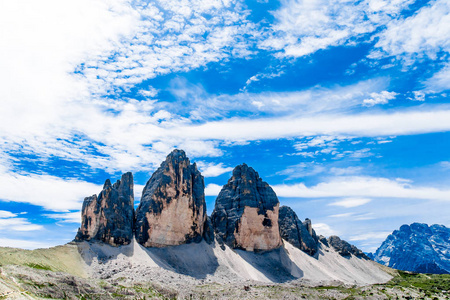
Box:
278 205 318 256
211 163 282 252
75 172 134 246
135 149 206 247
328 235 369 259
373 223 450 274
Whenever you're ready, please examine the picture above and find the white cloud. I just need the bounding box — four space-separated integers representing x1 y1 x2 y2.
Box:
329 198 372 208
313 223 337 237
277 162 326 179
372 0 450 61
80 0 254 93
329 212 354 218
0 210 17 218
0 210 42 231
134 184 146 200
363 91 398 107
425 63 450 92
329 167 362 176
0 217 43 232
411 91 426 101
329 212 375 220
0 238 54 250
243 70 285 90
166 107 450 141
44 212 81 224
261 0 413 57
205 183 222 196
196 162 233 177
0 0 255 174
441 161 450 169
0 172 101 211
273 176 450 201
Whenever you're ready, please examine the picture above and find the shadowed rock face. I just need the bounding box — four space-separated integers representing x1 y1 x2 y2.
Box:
135 149 206 247
328 235 368 259
211 164 282 252
75 172 134 246
278 206 318 256
373 223 450 274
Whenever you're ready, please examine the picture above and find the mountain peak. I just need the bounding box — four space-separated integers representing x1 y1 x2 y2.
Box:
374 222 450 274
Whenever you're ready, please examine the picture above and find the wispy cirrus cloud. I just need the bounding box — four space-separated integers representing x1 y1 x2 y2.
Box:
273 176 450 201
0 210 43 231
260 0 414 57
371 0 450 61
329 198 372 208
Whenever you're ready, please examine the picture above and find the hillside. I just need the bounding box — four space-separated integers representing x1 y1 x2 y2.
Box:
0 238 392 299
1 240 450 299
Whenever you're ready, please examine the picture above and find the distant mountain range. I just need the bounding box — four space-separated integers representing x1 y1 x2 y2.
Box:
373 223 450 274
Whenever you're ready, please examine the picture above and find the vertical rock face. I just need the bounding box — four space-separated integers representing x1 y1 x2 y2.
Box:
75 172 134 246
135 149 206 247
211 164 282 252
278 206 318 256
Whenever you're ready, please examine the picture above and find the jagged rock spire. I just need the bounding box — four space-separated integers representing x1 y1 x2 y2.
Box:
75 172 134 246
211 163 282 252
278 206 319 256
135 149 206 247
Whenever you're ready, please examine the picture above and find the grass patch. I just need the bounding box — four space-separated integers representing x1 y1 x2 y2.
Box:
25 263 52 271
386 270 450 295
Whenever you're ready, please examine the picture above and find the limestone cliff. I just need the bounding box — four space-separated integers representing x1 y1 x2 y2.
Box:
211 164 282 251
75 172 134 246
278 206 318 256
135 150 206 247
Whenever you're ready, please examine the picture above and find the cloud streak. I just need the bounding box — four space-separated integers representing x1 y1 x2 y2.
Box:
273 176 450 201
0 172 101 211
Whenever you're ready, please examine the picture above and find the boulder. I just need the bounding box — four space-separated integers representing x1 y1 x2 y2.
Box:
75 172 134 246
278 206 318 256
211 164 282 251
135 150 206 247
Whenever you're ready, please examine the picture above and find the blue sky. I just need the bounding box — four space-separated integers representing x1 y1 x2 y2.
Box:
0 0 449 252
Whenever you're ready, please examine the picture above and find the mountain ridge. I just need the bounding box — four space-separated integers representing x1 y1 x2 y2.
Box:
373 222 450 274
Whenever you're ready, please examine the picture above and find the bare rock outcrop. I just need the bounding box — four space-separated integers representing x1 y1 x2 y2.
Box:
75 172 134 246
211 164 282 252
328 235 368 259
278 206 318 256
135 149 206 247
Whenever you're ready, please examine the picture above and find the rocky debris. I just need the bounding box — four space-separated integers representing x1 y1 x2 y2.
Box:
135 149 206 247
328 236 368 259
373 223 450 274
75 172 134 246
211 164 282 251
278 206 318 256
